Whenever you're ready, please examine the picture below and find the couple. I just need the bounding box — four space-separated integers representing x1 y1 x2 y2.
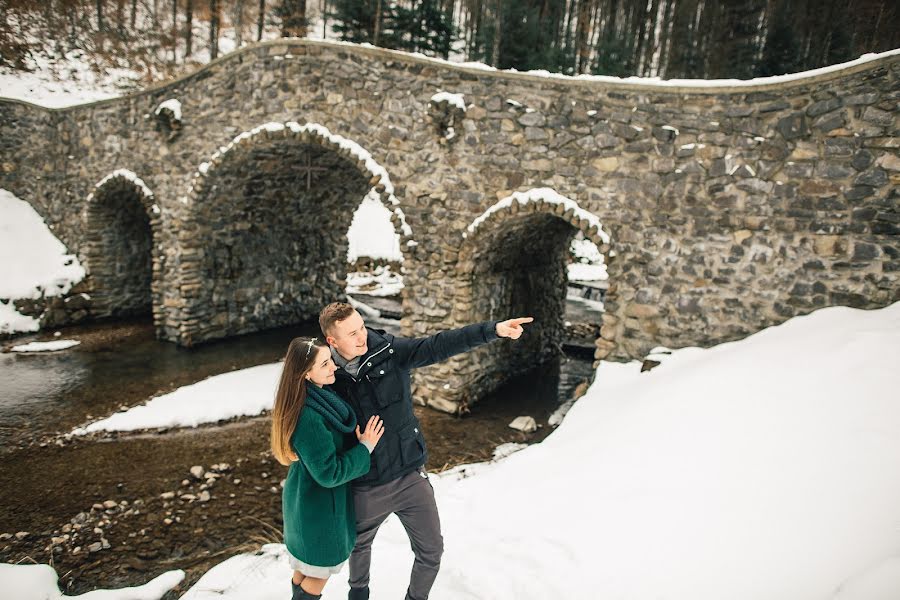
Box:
271 302 533 600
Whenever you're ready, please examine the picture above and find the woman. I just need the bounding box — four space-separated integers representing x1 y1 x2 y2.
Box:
272 336 385 600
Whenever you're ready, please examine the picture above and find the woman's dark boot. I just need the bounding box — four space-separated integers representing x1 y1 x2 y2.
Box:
347 586 370 600
292 580 322 600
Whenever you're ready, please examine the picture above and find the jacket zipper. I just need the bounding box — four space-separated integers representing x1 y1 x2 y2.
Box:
363 343 391 367
338 343 390 383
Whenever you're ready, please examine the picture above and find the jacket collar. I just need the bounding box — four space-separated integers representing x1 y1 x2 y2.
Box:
333 327 393 379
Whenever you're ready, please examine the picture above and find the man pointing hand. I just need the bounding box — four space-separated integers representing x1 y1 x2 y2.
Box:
495 316 534 340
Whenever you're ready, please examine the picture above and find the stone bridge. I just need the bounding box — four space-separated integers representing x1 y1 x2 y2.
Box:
1 41 898 413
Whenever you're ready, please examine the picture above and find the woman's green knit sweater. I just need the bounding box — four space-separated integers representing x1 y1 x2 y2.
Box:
282 389 371 567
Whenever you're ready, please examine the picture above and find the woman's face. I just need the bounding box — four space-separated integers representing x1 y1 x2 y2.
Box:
306 346 337 387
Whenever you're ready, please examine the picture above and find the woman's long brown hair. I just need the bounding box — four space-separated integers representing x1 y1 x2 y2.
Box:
271 336 329 466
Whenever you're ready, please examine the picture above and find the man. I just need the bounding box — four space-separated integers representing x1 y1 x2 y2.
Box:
319 302 532 600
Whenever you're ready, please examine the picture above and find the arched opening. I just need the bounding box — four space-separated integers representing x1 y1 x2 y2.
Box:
425 188 611 413
174 122 411 345
83 170 159 320
345 190 405 323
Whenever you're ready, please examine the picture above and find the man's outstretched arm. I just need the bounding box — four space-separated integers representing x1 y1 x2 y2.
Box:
394 317 534 370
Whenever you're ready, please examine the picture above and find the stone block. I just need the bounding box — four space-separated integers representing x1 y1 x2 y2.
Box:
624 303 660 318
591 156 618 172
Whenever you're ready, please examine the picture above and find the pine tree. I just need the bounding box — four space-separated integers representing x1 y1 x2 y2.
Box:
276 0 307 37
382 0 456 58
329 0 377 43
758 0 802 76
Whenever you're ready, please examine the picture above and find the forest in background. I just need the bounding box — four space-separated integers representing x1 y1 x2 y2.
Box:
1 0 898 89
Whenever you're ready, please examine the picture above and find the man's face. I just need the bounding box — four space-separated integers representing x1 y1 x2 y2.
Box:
327 310 368 360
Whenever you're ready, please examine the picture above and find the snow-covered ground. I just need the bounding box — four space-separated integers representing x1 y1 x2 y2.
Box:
9 340 81 353
0 189 86 335
56 302 900 599
346 192 402 263
186 302 900 600
346 266 404 297
0 563 184 600
0 190 85 301
70 362 282 435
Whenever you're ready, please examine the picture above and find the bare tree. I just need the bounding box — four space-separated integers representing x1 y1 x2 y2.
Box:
172 0 178 61
234 0 246 47
116 0 125 35
186 0 193 55
258 0 266 41
574 0 592 73
210 0 220 58
373 0 383 45
491 0 501 65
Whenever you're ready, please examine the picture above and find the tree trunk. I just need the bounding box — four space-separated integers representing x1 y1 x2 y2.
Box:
234 0 245 47
96 0 105 31
373 0 383 45
574 0 591 73
116 0 125 34
172 0 178 61
258 0 265 41
131 0 138 29
186 0 193 55
491 0 501 66
210 0 219 58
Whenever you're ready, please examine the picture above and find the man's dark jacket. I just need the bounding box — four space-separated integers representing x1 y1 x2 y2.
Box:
329 321 499 487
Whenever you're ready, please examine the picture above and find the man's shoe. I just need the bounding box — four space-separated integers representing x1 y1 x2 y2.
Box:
292 581 322 600
348 586 370 600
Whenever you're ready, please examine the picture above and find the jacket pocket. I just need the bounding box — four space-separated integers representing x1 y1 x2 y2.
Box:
398 422 425 467
366 359 404 409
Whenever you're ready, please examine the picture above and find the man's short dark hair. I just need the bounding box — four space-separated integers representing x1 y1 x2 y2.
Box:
319 302 357 336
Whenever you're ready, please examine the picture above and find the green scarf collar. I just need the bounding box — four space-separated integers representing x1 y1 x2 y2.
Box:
305 384 357 434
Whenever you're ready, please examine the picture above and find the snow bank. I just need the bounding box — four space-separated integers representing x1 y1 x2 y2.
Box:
70 362 282 435
0 189 86 300
0 189 86 334
0 563 184 600
0 301 39 335
9 340 80 353
181 302 900 600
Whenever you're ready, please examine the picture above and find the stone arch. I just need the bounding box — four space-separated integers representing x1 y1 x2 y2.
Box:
168 121 413 346
426 188 613 412
82 169 163 322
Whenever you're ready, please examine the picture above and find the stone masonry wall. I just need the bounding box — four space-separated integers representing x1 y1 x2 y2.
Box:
0 41 897 412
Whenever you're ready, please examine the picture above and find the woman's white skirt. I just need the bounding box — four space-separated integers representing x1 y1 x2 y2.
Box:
288 551 347 578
